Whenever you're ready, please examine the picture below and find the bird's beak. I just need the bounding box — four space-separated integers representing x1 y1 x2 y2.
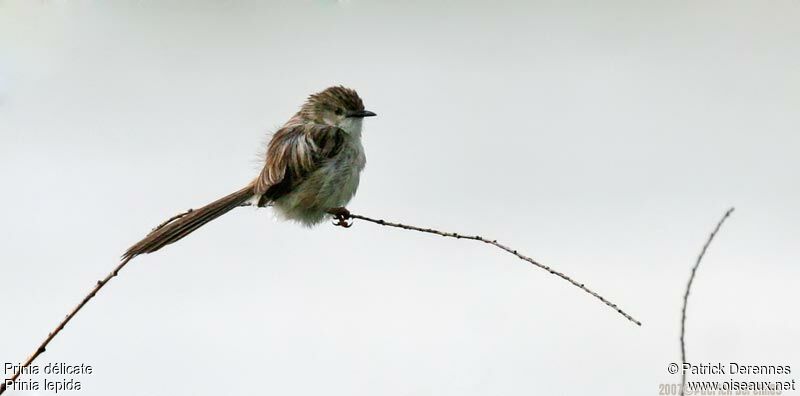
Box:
347 110 377 118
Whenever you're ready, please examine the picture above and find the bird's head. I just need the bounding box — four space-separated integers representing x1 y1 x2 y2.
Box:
299 86 376 132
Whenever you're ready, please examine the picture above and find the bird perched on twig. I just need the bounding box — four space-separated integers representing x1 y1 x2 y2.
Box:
124 86 376 260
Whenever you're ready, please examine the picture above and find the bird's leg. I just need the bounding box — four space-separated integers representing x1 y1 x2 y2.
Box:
327 207 352 228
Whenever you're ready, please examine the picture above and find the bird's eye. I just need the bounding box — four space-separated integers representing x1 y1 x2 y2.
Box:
335 108 344 116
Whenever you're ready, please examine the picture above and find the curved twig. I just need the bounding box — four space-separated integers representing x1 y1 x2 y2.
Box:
1 208 642 394
345 213 642 327
679 207 735 396
0 256 134 394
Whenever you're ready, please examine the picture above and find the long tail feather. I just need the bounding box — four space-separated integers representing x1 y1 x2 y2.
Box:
123 185 254 260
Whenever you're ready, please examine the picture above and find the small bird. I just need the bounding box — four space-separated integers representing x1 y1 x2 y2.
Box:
123 86 376 260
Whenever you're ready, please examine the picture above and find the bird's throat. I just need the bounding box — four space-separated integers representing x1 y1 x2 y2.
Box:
338 117 364 139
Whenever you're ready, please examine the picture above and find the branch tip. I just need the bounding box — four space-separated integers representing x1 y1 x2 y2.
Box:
679 207 735 396
345 212 642 327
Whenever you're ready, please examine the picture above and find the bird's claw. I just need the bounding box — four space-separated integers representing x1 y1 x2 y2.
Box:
333 216 352 228
327 207 353 228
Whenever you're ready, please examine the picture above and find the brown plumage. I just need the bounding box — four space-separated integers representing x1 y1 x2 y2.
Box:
122 86 375 260
122 186 254 260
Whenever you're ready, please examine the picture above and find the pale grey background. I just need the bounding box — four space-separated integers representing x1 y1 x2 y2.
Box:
1 1 798 395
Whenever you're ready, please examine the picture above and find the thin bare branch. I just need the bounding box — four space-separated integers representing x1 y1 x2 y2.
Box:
345 213 642 327
2 206 642 394
1 207 188 394
0 256 134 395
679 207 735 396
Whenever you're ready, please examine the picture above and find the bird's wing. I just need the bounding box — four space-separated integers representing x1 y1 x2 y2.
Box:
254 123 346 198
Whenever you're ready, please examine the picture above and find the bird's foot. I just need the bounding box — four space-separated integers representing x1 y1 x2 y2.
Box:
327 207 352 228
